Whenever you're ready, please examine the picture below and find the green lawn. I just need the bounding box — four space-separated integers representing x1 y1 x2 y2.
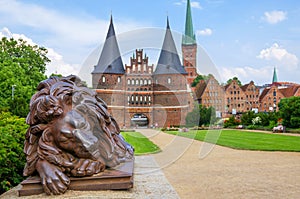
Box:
121 131 161 155
165 129 300 152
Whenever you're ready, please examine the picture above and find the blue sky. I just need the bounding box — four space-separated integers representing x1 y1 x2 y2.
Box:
0 0 299 85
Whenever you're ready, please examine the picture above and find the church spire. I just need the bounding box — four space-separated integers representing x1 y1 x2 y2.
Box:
92 15 124 74
154 18 187 75
272 67 278 83
182 0 196 45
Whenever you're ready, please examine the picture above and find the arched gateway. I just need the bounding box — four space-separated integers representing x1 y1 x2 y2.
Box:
131 113 149 127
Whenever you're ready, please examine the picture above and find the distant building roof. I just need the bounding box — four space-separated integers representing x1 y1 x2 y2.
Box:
259 87 270 102
195 79 207 99
92 16 125 75
154 18 187 75
280 85 300 98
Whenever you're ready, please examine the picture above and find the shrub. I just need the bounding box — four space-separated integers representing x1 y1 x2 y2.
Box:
0 112 28 194
224 116 240 128
252 116 262 125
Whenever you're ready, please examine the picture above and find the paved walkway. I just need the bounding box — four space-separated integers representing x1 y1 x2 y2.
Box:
138 129 300 199
1 156 179 199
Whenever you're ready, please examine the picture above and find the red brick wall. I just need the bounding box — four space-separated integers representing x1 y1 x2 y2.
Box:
182 44 197 85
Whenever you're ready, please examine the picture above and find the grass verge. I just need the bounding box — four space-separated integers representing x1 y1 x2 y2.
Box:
165 129 300 152
121 131 161 155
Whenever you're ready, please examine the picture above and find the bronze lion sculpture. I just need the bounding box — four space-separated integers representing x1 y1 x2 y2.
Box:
23 75 134 195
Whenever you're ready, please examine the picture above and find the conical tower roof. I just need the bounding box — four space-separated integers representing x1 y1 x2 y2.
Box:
182 0 196 45
92 16 125 74
154 18 187 75
272 67 278 83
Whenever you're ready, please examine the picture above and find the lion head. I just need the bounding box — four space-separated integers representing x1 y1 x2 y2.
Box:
23 75 134 195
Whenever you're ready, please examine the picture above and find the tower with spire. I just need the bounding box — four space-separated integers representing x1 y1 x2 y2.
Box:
182 0 198 85
92 16 126 125
92 15 125 89
153 18 190 127
272 67 278 84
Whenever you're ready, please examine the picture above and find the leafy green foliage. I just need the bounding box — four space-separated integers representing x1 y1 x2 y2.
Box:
0 37 49 117
191 74 212 87
278 96 300 128
241 111 255 126
226 76 242 86
185 104 200 127
121 131 160 155
223 116 240 128
0 112 28 194
186 104 217 127
240 111 279 129
166 129 300 152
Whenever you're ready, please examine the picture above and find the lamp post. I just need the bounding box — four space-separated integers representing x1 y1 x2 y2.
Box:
12 85 16 100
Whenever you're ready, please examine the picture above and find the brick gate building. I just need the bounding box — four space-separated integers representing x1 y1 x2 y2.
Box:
91 1 197 127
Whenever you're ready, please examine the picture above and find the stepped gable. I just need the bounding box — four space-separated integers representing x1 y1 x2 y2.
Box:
240 80 255 91
92 16 125 74
154 17 188 75
224 83 231 91
240 84 249 92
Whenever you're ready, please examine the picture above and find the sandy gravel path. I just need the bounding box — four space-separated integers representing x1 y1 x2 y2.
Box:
138 129 300 199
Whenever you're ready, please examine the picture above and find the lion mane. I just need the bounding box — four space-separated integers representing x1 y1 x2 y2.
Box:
23 75 133 194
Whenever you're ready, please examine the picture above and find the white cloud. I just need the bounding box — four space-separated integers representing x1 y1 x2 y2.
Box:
174 2 182 6
46 48 80 76
0 27 35 45
196 28 212 36
191 2 202 9
0 0 144 47
257 43 298 70
262 10 287 24
174 0 202 9
0 0 147 79
0 27 79 76
219 66 270 85
0 27 11 38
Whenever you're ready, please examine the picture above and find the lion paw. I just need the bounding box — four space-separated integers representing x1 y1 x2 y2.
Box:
71 159 105 177
36 159 70 195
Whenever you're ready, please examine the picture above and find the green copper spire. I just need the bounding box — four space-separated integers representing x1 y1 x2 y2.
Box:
182 0 196 45
272 67 278 83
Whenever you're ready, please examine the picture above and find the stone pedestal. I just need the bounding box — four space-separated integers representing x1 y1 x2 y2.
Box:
18 159 134 197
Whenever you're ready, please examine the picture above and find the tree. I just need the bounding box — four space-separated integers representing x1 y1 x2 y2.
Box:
185 104 200 127
241 110 255 126
191 74 212 87
0 111 28 194
278 96 300 128
186 104 217 127
226 77 242 86
0 37 50 117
